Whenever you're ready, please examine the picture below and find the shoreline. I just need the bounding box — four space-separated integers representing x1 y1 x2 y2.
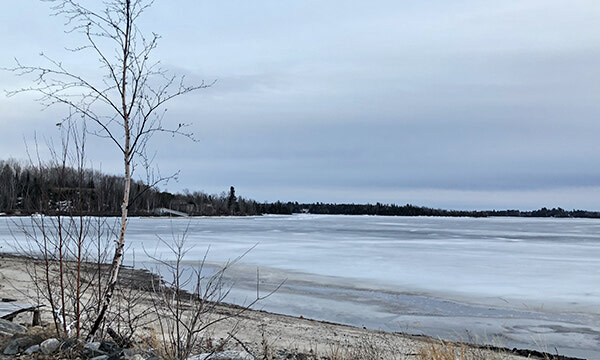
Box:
0 253 584 360
4 211 600 220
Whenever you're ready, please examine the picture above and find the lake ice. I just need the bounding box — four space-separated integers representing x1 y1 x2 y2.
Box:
1 214 599 358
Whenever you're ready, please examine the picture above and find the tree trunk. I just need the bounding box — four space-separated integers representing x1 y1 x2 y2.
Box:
87 158 131 340
87 1 132 340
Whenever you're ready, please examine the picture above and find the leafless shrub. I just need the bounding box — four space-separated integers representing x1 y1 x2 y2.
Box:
13 214 117 337
9 123 119 338
146 229 279 360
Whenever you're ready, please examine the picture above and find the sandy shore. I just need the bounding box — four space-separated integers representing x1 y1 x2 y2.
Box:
0 253 567 359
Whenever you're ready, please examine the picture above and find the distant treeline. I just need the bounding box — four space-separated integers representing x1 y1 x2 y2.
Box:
1 159 599 218
257 202 600 218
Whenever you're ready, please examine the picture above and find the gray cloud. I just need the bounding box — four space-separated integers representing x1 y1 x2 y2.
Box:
1 1 599 209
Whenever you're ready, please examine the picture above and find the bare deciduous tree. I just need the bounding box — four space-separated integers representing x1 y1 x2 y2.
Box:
6 0 210 340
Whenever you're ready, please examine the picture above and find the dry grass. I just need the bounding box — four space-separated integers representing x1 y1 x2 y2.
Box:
322 333 411 360
418 339 512 360
419 341 470 360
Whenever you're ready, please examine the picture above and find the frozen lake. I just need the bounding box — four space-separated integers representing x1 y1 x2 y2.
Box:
1 214 599 358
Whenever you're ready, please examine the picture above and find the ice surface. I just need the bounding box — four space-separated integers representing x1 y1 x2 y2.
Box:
1 214 599 358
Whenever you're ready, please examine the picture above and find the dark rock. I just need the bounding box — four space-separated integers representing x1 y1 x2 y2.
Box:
84 343 107 359
100 340 120 354
2 341 19 355
510 348 585 360
0 318 27 335
16 334 43 348
107 353 122 360
3 334 43 355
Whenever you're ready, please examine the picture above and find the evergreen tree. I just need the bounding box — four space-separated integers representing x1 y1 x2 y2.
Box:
227 186 238 214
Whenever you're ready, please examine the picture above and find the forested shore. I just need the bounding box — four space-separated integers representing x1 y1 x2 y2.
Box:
1 159 598 218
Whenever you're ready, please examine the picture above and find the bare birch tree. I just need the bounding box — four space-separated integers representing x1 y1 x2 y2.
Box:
6 0 210 339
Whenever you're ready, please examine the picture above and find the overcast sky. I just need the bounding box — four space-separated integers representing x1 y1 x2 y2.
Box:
1 1 600 210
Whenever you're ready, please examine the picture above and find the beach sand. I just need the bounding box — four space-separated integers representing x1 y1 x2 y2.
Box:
0 253 552 359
